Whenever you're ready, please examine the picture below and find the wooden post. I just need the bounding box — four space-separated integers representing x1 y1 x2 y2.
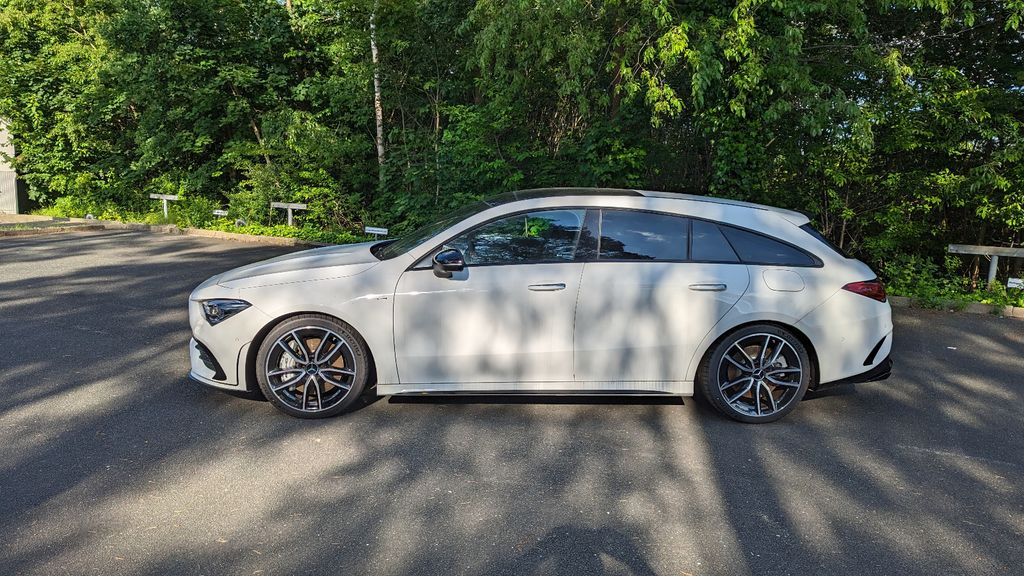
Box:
149 194 180 218
270 202 307 227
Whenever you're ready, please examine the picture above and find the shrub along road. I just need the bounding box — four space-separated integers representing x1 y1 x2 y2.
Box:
1 231 1022 576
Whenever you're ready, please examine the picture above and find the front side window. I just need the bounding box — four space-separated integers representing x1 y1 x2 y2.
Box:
597 210 689 261
446 209 585 266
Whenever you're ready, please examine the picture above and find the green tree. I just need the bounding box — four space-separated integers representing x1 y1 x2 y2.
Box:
2 0 1023 288
0 0 118 204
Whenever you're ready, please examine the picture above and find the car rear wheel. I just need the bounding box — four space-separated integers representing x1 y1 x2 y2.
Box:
699 324 813 423
255 314 369 419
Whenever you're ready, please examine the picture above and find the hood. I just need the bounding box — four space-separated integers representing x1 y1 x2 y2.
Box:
217 241 381 289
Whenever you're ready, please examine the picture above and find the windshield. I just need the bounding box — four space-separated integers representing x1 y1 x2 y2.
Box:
374 201 490 260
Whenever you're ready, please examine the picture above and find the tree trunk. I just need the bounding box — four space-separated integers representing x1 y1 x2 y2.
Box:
229 83 271 167
370 0 385 183
249 117 272 166
434 90 441 204
607 20 625 119
969 222 988 289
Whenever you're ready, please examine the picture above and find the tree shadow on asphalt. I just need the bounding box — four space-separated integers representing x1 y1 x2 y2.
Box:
482 525 659 575
1 231 1023 575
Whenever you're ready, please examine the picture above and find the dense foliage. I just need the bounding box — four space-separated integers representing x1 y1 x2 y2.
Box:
2 0 1023 288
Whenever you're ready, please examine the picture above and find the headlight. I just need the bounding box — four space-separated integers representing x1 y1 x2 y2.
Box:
201 299 251 325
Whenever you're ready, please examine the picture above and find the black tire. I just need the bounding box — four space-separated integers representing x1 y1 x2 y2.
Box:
698 324 813 423
255 314 370 419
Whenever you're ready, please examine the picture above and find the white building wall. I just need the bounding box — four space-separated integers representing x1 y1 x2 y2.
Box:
0 120 19 213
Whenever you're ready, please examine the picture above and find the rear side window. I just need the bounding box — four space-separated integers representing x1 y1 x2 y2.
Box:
597 210 689 261
691 220 740 262
800 223 850 258
719 224 817 266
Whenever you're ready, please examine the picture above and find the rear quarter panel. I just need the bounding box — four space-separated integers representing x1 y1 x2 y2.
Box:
681 231 891 386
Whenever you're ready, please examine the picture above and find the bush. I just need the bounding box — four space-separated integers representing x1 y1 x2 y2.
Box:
203 220 366 245
881 254 969 309
35 194 368 245
169 194 220 229
40 195 93 218
36 195 164 223
975 284 1024 308
227 186 275 226
880 254 1024 309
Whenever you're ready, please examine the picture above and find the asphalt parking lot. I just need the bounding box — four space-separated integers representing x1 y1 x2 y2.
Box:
1 230 1023 576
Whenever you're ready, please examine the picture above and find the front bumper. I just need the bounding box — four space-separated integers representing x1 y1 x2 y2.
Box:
188 297 272 390
189 337 239 391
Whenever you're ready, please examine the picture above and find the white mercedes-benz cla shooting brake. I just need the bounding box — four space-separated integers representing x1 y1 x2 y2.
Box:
188 188 893 423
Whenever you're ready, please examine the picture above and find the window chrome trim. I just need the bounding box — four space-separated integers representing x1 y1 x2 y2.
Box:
713 219 823 268
406 205 824 271
586 208 823 268
406 206 592 271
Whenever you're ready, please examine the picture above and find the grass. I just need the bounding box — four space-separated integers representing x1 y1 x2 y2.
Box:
33 202 371 246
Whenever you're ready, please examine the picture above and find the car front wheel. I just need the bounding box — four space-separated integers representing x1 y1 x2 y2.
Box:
699 325 813 423
255 314 370 419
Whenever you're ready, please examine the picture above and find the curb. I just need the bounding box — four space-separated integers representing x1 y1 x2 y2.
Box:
181 227 329 247
64 218 327 247
4 217 328 247
888 296 912 308
0 214 54 225
67 217 180 233
889 295 1024 319
0 224 106 236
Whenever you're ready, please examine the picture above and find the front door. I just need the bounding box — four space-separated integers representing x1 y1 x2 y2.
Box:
393 209 587 389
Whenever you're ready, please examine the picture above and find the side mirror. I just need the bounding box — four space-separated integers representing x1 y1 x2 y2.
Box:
432 248 465 278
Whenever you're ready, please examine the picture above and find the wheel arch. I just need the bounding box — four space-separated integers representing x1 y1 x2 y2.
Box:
691 319 820 390
243 311 378 394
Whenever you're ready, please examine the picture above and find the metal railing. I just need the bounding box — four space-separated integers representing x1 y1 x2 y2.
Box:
948 244 1024 286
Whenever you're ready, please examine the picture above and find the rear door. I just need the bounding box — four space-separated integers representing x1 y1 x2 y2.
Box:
573 210 749 386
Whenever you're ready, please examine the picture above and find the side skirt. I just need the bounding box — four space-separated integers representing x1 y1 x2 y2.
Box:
377 380 692 396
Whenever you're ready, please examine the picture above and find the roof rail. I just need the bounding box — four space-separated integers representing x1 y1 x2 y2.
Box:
487 187 808 224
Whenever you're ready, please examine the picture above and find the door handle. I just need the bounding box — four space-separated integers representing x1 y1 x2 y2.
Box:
528 283 566 291
689 283 727 292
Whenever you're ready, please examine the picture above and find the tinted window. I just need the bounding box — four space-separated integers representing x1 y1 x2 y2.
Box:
447 210 585 266
597 210 688 261
376 190 642 260
719 225 817 266
691 220 740 262
800 223 850 258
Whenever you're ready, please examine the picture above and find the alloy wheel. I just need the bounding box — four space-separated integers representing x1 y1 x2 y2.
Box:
263 326 357 413
715 332 804 418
